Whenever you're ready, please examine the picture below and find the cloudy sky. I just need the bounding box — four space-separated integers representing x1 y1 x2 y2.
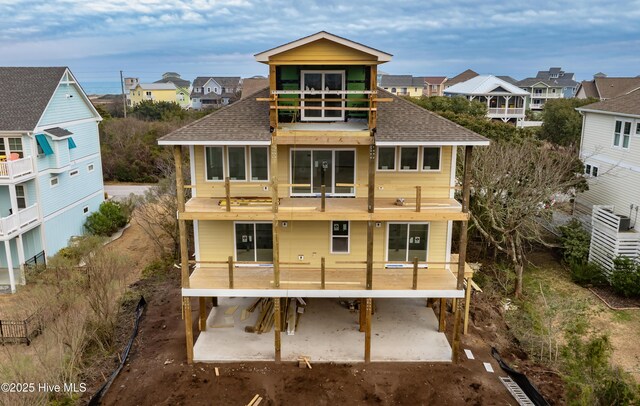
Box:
1 0 639 92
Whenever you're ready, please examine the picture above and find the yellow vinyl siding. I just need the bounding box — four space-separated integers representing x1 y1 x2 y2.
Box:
194 145 453 199
197 220 448 268
269 39 378 65
129 85 177 106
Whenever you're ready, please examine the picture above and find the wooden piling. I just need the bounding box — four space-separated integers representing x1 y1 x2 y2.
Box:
439 298 446 332
364 298 372 363
320 257 325 289
412 257 419 289
228 256 234 289
274 298 281 362
183 297 194 364
199 297 207 331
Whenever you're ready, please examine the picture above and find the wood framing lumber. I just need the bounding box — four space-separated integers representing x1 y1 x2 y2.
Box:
225 305 239 316
199 297 207 331
215 367 220 377
183 297 194 364
439 298 446 332
364 298 372 363
274 297 281 362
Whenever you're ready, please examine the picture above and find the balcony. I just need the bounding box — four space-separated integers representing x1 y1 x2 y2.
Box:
185 254 473 297
0 157 35 183
487 107 525 117
181 181 467 221
0 204 40 238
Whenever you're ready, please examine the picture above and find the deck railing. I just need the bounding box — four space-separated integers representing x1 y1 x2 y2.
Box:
0 204 40 236
488 108 525 116
0 157 35 181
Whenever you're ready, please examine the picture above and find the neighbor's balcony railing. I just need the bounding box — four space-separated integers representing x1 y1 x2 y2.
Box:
488 107 525 116
0 157 35 182
0 204 40 237
532 92 561 99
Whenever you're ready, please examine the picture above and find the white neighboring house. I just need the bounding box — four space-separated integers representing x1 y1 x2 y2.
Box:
444 75 528 123
575 89 640 270
190 76 241 109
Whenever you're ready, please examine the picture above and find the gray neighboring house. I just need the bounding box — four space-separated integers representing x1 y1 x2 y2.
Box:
517 67 578 110
191 76 241 109
154 72 191 89
378 75 425 96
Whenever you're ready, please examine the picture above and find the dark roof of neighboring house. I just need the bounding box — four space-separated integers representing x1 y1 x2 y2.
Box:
159 88 271 143
423 76 447 85
214 77 241 89
241 78 269 99
578 88 640 116
496 76 518 85
593 77 640 99
154 76 190 88
446 69 478 87
44 127 73 138
158 87 488 145
375 89 489 144
531 67 577 87
379 75 415 87
0 67 67 131
577 80 599 98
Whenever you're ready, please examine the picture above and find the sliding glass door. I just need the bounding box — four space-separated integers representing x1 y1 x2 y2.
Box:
291 149 355 196
387 223 429 263
235 223 273 262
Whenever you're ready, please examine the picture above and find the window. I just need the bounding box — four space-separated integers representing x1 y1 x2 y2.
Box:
400 87 408 94
391 87 397 93
592 166 599 177
614 119 632 148
301 71 345 121
16 185 26 209
249 147 269 181
8 138 23 158
69 169 79 177
399 147 418 171
207 87 211 93
145 91 151 97
227 146 246 181
377 147 396 171
585 164 591 175
422 147 441 171
331 221 350 254
50 177 59 187
585 164 599 177
87 163 94 172
83 206 89 214
205 146 224 181
636 122 640 136
387 223 429 263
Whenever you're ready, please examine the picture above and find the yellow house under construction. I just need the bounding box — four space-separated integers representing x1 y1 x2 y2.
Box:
159 32 489 364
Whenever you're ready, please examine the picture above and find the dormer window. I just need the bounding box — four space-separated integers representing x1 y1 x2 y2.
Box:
301 70 345 121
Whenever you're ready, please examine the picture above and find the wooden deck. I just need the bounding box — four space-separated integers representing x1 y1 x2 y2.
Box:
186 265 459 296
182 196 467 221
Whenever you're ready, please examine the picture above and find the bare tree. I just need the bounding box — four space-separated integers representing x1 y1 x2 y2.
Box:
135 176 180 258
470 139 587 297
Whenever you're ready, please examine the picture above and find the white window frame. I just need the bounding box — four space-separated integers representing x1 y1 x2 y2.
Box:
591 165 599 177
613 119 632 149
330 220 350 254
204 146 225 182
376 146 397 172
289 148 356 197
50 177 59 188
635 121 640 136
398 146 419 172
232 221 273 264
300 70 346 121
226 146 247 181
87 163 94 172
15 185 26 210
69 169 79 177
384 222 430 267
249 146 270 182
421 147 442 172
83 205 89 215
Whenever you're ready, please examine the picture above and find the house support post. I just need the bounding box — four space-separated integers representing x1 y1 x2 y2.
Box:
199 297 207 331
274 297 281 362
271 139 280 288
4 240 15 294
439 298 446 332
183 297 194 363
463 276 472 334
453 145 473 362
16 234 25 284
364 298 372 363
366 144 376 289
359 299 365 332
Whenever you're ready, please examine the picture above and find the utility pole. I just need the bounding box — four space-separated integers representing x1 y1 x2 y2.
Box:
120 70 127 118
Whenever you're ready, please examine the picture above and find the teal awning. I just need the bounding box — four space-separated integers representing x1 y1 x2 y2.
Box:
67 137 77 149
35 134 54 155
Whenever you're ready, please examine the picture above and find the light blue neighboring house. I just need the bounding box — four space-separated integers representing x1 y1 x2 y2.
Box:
0 67 104 293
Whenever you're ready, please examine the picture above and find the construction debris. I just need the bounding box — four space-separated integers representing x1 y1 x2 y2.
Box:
244 298 306 335
214 367 219 377
247 394 263 406
297 356 312 369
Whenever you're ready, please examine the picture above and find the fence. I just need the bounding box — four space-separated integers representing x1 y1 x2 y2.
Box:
25 250 46 269
0 313 42 345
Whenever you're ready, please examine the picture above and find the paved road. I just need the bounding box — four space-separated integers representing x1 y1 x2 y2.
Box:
104 184 154 199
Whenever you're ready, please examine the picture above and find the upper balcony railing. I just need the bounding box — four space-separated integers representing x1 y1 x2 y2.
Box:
0 157 35 182
487 107 525 116
0 204 40 237
532 92 561 99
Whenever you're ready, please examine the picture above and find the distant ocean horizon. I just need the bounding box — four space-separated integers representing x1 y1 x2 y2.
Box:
81 81 125 95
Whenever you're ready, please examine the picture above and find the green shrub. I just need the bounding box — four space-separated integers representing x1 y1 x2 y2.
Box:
558 219 591 266
610 257 640 298
84 201 131 236
570 262 607 286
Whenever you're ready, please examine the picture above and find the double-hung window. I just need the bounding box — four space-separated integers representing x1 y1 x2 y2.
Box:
205 146 224 181
301 71 345 121
16 185 26 209
249 147 269 181
422 147 441 171
227 146 246 181
377 147 396 170
331 221 350 254
399 147 418 171
614 120 632 149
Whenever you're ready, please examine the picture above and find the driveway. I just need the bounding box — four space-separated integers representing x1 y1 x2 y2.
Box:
104 183 154 200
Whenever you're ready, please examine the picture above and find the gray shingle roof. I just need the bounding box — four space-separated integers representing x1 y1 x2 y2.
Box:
154 76 190 88
496 76 518 85
241 78 269 99
158 88 271 143
578 88 640 116
158 87 489 145
379 75 414 87
375 89 489 144
44 127 73 138
0 67 67 131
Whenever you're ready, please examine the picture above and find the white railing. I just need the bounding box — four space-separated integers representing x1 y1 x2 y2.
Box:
0 204 40 236
589 205 640 273
0 157 34 181
488 108 524 116
532 93 561 99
